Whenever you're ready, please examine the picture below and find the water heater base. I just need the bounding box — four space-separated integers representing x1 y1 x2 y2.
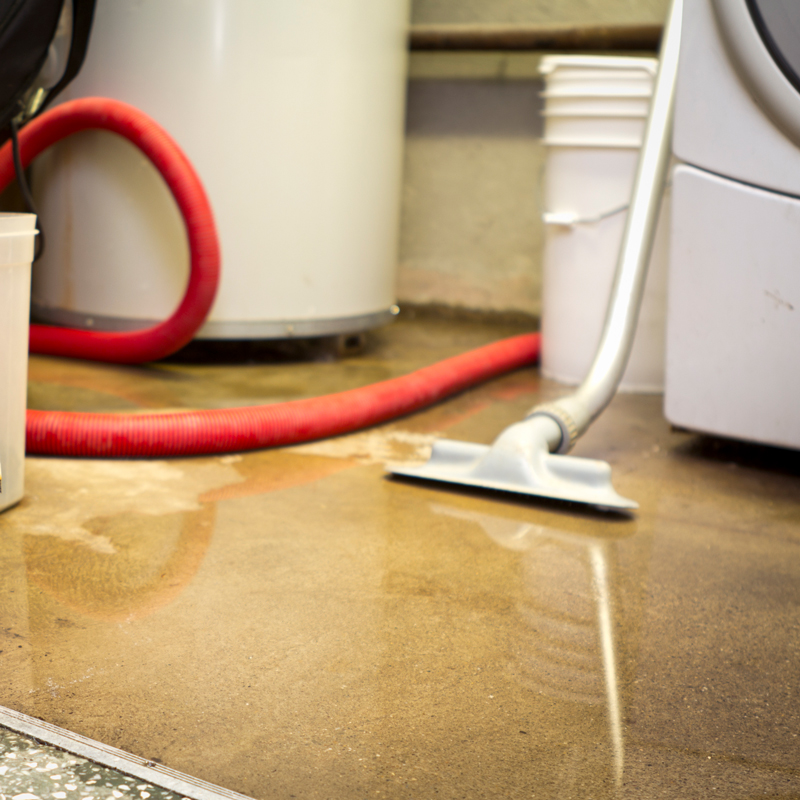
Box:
31 304 399 341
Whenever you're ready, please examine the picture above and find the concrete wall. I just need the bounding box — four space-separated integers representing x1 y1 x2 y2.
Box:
398 54 545 315
396 0 670 318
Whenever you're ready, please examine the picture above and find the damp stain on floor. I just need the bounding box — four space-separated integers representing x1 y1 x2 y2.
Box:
2 316 800 800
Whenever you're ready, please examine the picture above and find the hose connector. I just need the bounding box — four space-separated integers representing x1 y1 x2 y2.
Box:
525 403 579 454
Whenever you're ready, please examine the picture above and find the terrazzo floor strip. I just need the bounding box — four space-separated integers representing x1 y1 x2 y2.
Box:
0 707 253 800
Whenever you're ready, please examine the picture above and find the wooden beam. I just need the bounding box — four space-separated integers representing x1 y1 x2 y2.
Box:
409 23 662 52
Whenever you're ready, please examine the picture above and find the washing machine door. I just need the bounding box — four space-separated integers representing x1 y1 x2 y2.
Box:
713 0 800 147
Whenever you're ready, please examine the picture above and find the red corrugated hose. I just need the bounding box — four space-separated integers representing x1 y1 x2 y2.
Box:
1 98 220 364
5 97 541 458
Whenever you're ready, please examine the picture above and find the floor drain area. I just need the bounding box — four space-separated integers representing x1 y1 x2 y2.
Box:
0 728 184 800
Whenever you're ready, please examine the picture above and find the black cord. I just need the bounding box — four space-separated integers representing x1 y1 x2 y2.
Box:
9 117 44 261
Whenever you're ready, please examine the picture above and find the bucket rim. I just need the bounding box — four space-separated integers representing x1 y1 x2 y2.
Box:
0 229 40 238
0 212 38 236
541 109 649 119
541 87 653 99
539 54 658 75
541 71 655 79
541 137 643 149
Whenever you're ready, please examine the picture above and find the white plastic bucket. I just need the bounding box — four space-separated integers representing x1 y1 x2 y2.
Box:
539 55 668 393
0 214 37 511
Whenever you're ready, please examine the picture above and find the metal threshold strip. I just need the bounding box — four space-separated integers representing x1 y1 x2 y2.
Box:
0 706 254 800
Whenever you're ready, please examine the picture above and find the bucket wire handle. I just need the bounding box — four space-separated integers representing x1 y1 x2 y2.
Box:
8 119 44 260
542 204 629 227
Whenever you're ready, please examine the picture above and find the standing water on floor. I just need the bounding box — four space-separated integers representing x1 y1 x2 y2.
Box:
2 317 800 799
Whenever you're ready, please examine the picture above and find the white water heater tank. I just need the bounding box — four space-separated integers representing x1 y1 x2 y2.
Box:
31 0 409 340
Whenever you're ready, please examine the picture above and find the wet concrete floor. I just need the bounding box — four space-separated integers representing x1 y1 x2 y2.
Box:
2 314 800 799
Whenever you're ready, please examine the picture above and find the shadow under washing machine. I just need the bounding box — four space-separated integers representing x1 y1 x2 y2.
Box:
666 0 800 450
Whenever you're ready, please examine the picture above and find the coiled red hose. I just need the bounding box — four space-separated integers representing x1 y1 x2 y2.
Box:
11 98 541 458
0 97 220 364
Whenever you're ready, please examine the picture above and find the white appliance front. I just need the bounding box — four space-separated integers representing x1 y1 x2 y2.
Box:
665 0 800 449
666 165 800 450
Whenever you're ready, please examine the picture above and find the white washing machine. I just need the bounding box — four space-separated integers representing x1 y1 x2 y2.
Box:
666 0 800 449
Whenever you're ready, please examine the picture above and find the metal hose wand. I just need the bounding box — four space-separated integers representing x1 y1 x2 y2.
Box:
392 0 683 510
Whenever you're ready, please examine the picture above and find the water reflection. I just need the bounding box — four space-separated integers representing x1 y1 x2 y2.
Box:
23 504 216 622
431 503 644 790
